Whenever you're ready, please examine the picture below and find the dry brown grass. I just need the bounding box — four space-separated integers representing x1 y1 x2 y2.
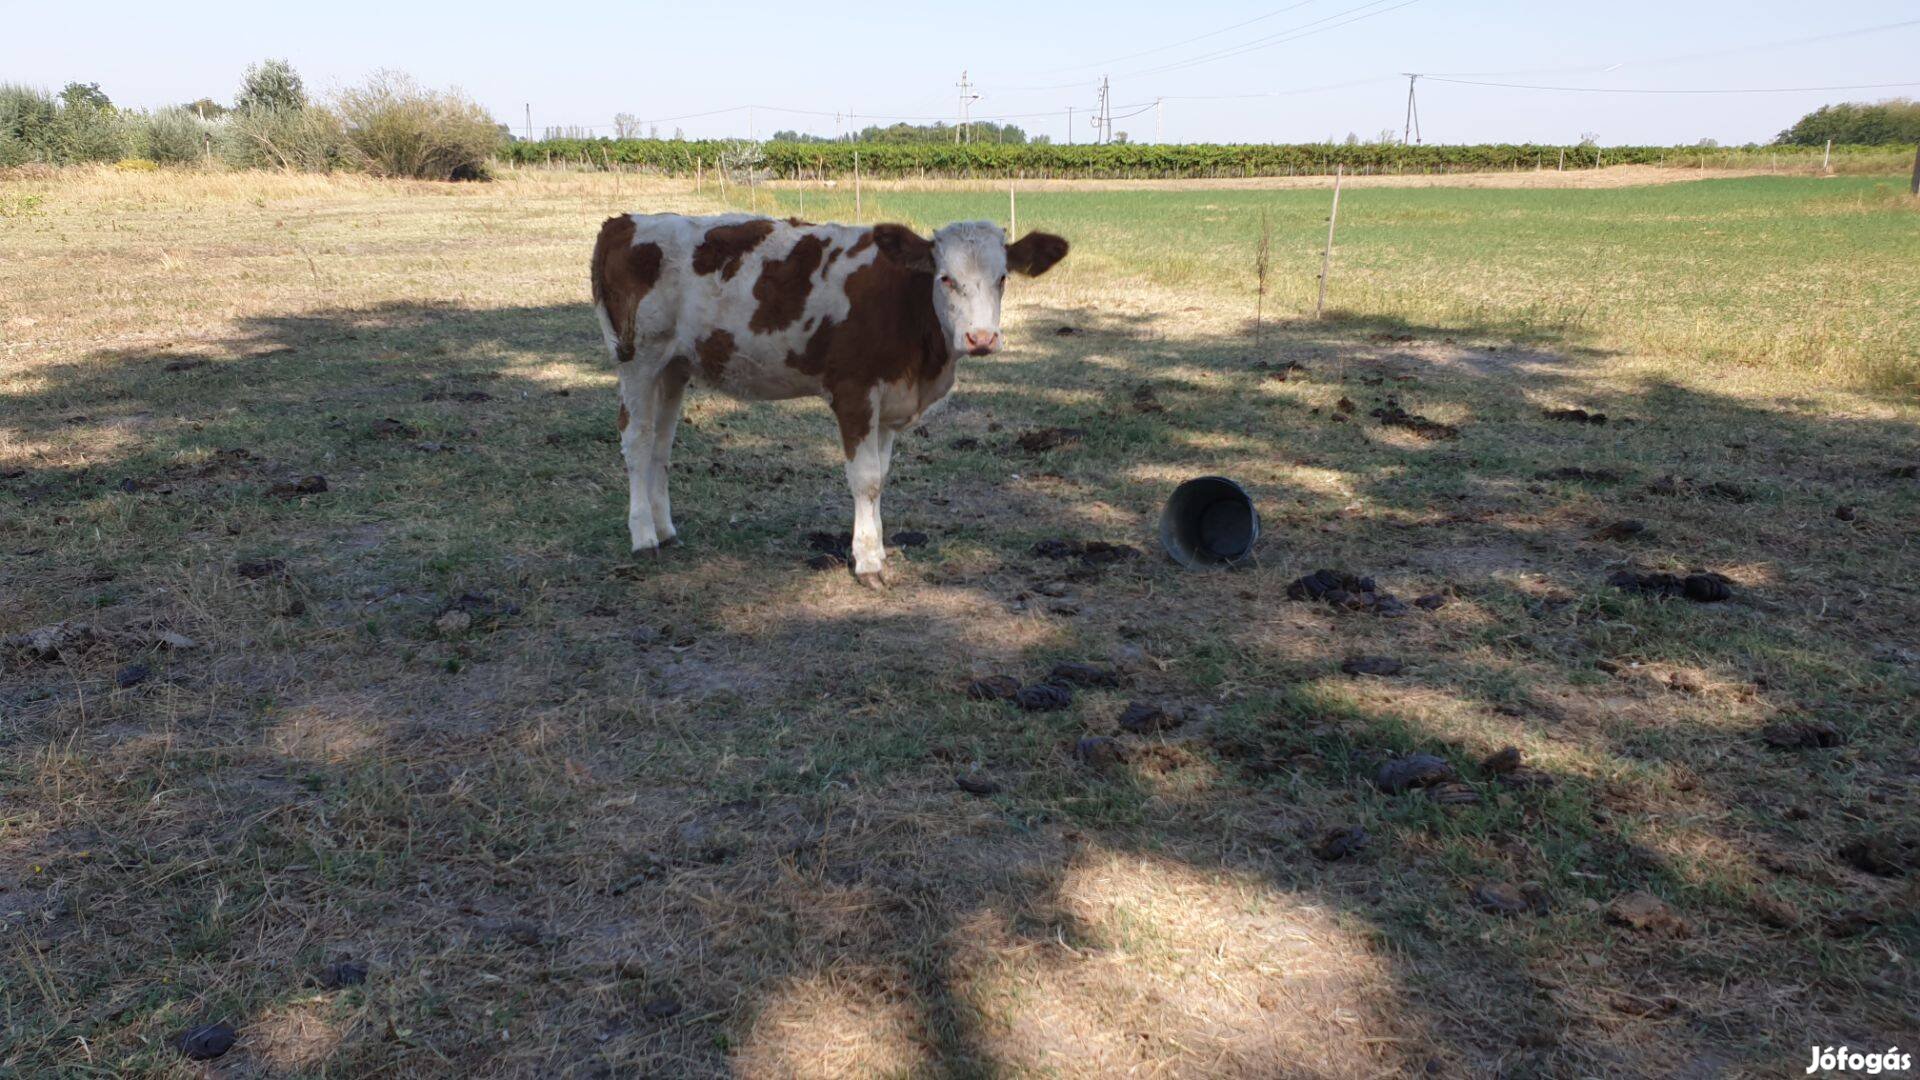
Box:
3 166 1917 1078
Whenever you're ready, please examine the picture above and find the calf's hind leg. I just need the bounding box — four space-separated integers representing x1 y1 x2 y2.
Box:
648 358 690 546
616 361 663 553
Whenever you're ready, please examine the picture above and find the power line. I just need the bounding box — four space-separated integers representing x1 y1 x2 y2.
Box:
1425 16 1920 80
1424 77 1920 95
992 0 1319 88
1119 0 1425 80
989 0 1419 93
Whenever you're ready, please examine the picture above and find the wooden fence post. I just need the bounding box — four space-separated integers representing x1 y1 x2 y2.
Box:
853 150 862 223
1315 166 1343 320
1911 142 1920 196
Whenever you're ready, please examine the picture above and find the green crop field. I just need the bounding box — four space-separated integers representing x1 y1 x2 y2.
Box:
752 175 1920 389
2 165 1917 1077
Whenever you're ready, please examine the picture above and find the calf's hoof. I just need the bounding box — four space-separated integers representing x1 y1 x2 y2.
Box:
855 569 888 591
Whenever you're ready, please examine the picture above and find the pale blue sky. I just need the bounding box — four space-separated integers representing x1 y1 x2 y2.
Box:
6 1 1917 145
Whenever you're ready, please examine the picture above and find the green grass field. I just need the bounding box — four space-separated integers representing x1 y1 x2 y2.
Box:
763 175 1920 389
2 166 1917 1077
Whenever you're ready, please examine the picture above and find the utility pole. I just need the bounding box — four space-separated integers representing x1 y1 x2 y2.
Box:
1067 105 1074 145
748 105 756 143
524 103 532 143
1401 74 1421 145
1155 98 1164 143
956 71 979 143
1093 76 1112 144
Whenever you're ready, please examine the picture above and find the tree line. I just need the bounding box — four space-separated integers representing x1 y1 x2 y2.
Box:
0 60 502 180
6 72 1913 182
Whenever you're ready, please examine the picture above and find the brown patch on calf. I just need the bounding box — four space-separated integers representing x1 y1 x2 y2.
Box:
617 402 630 432
870 224 934 272
784 216 814 227
695 329 735 384
784 228 950 457
749 234 825 334
846 232 874 257
692 219 775 280
591 215 664 364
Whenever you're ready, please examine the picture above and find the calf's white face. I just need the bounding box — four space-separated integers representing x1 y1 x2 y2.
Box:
873 220 1071 357
931 222 1012 356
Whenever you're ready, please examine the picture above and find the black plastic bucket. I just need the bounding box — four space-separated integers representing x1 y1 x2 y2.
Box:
1159 476 1260 568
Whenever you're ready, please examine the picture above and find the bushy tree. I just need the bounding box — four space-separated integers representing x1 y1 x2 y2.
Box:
236 59 305 114
1776 99 1920 146
180 97 229 119
128 107 216 164
222 102 346 170
332 71 502 180
60 82 112 111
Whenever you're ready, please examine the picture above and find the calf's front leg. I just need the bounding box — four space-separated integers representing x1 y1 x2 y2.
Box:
842 414 898 589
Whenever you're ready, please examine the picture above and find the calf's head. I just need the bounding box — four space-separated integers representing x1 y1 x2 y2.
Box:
872 221 1069 356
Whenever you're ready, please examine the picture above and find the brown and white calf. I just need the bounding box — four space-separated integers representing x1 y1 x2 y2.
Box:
590 213 1068 586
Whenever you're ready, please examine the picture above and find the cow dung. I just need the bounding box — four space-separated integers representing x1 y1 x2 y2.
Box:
1607 570 1733 603
1014 682 1073 712
266 474 328 497
235 557 288 580
1014 427 1085 453
1116 700 1176 734
1761 721 1845 750
176 1023 238 1061
1542 407 1608 426
1313 825 1370 861
1073 736 1125 768
955 773 1002 796
1426 781 1482 806
1373 753 1454 793
1589 519 1648 541
317 959 369 989
1480 746 1523 774
1049 662 1123 687
1370 398 1458 440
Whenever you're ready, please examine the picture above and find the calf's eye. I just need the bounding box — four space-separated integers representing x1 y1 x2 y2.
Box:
939 274 955 288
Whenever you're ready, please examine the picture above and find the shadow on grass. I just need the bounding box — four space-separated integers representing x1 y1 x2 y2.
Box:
3 295 1918 1076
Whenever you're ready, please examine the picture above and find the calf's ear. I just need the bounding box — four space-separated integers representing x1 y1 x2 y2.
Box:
1006 231 1069 277
871 224 935 272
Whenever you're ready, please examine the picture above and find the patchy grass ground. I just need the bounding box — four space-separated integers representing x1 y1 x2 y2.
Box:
2 166 1918 1077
